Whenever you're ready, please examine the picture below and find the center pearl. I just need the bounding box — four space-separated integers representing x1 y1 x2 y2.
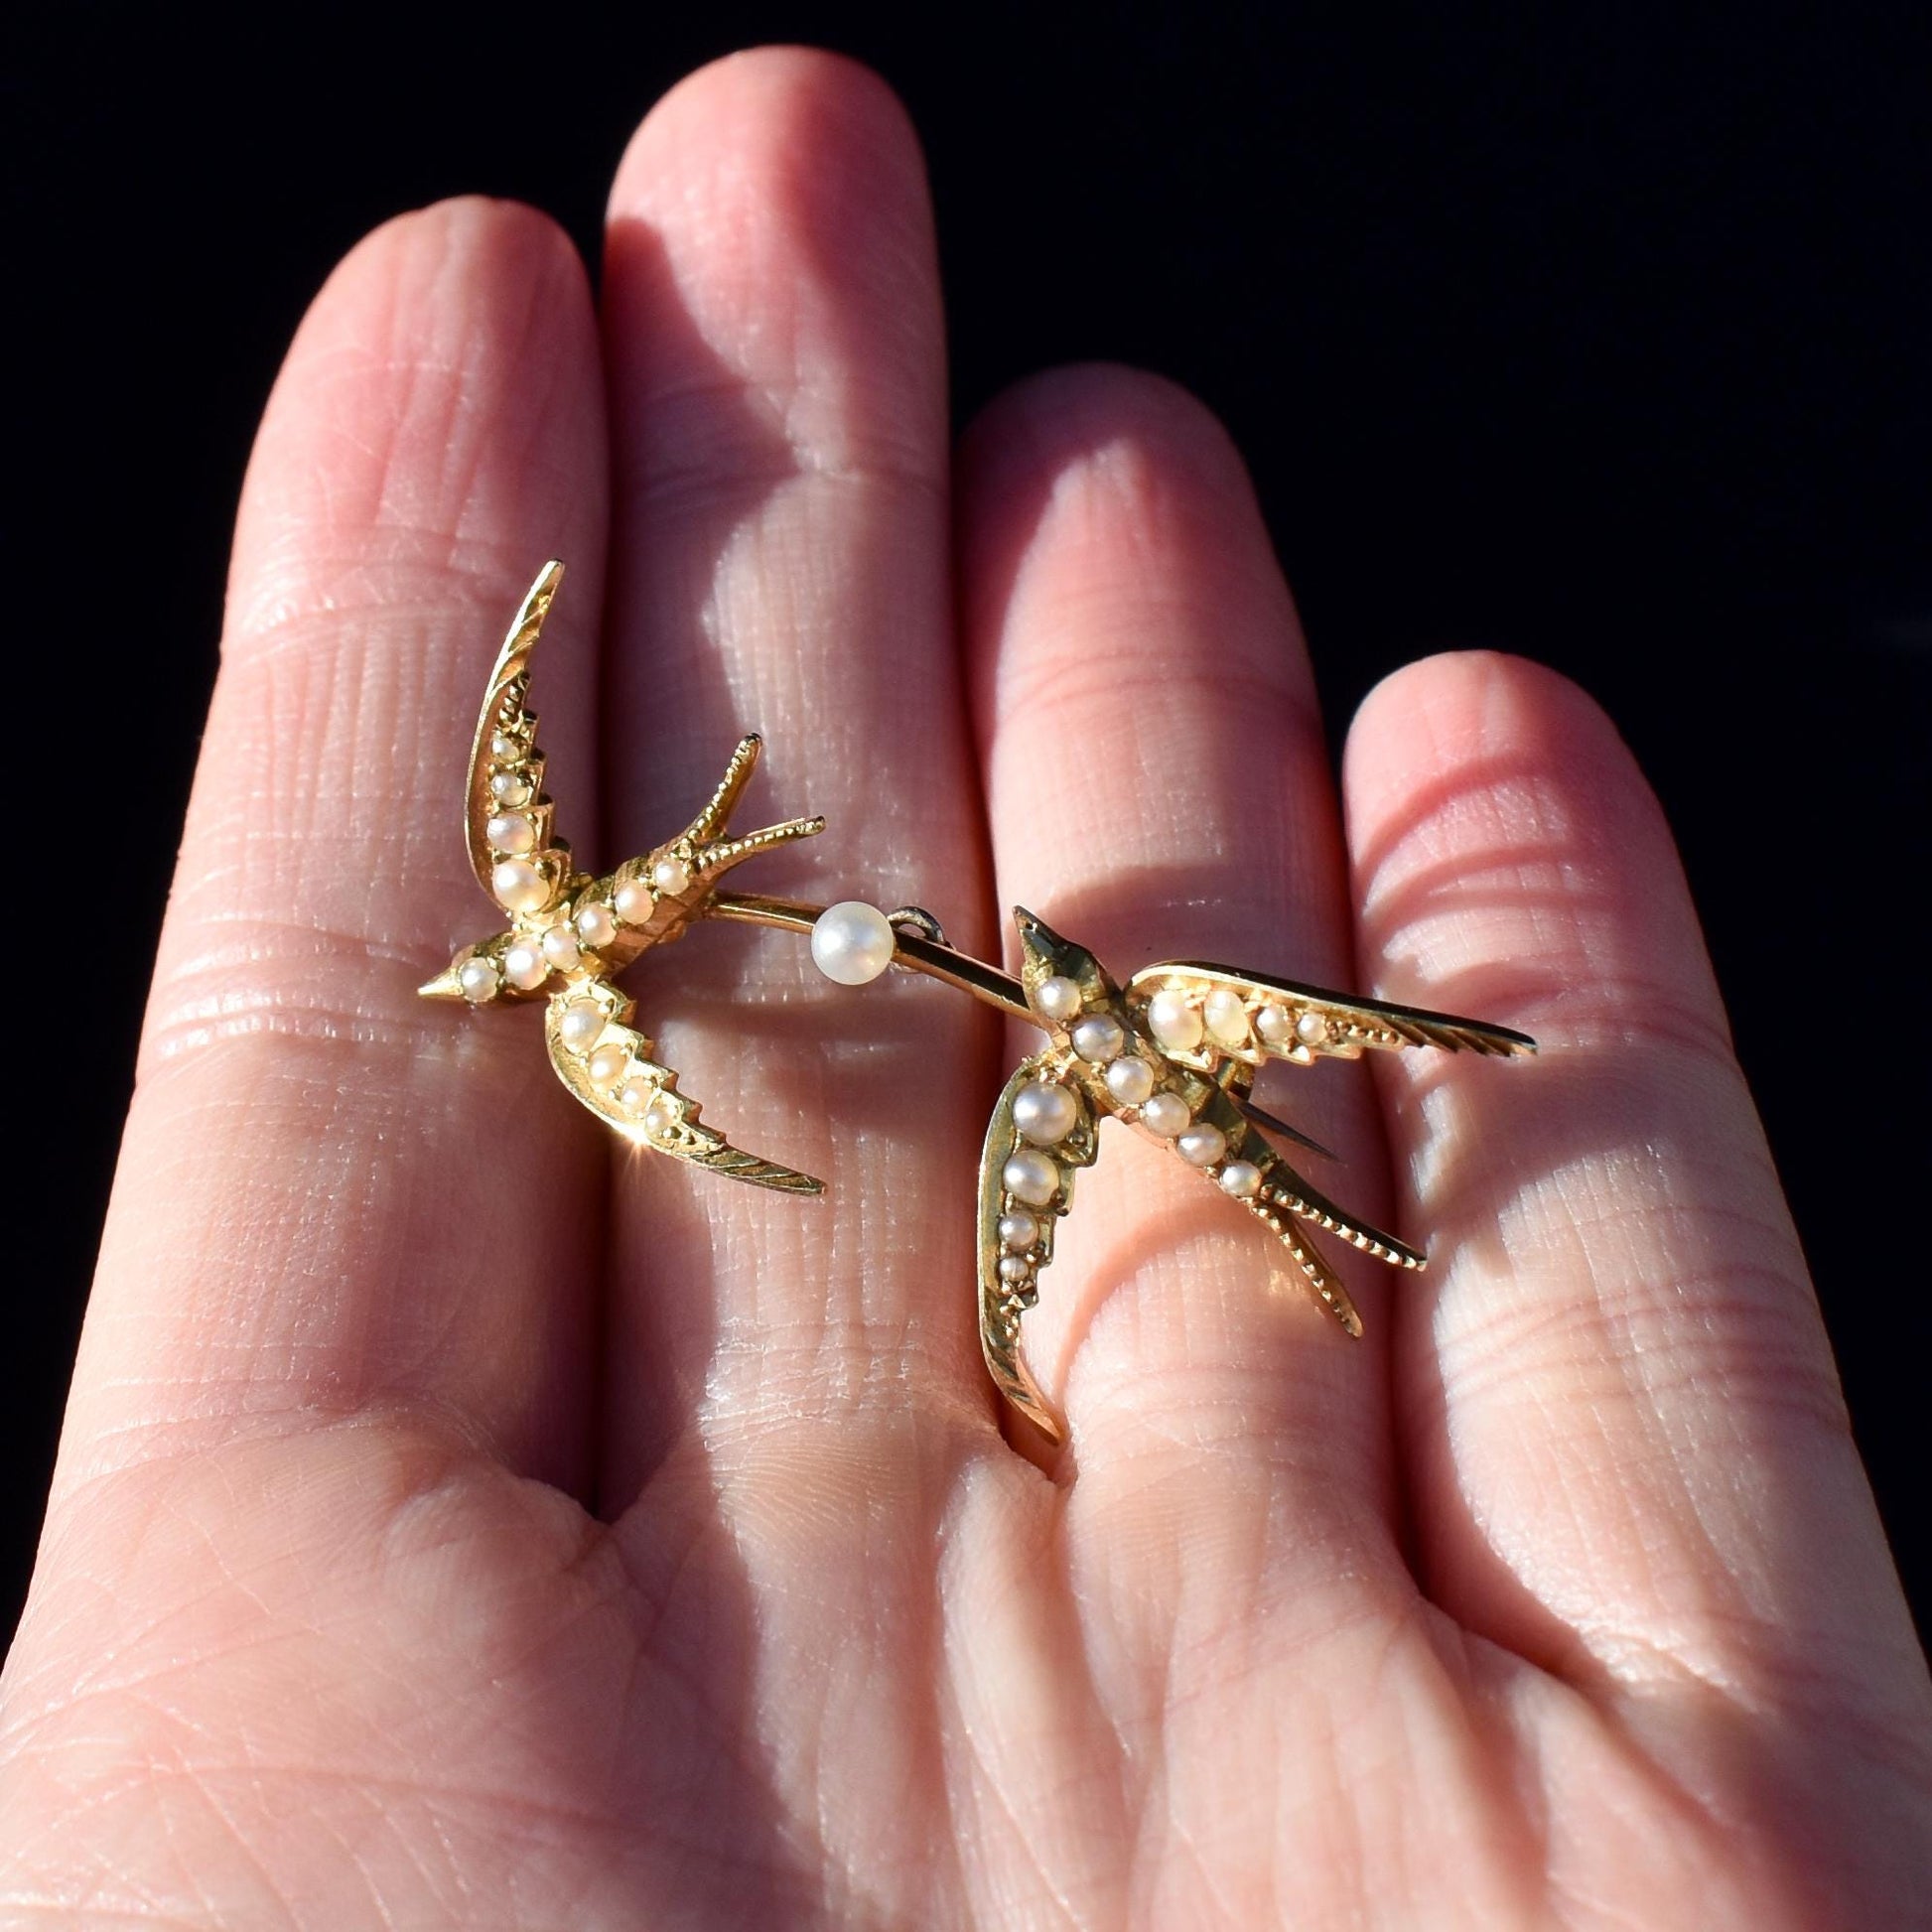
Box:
811 900 897 986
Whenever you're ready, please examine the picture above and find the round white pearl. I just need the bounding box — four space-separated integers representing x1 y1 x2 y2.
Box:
811 900 897 986
1070 1014 1126 1063
540 924 581 970
501 937 548 990
1296 1010 1331 1045
1033 975 1083 1024
1203 987 1252 1048
997 1209 1038 1250
1177 1123 1228 1168
488 770 531 806
491 859 550 914
998 1255 1032 1284
1012 1080 1080 1145
575 902 618 949
489 732 521 762
1147 989 1204 1051
650 856 692 897
1255 1003 1295 1049
1002 1150 1059 1206
614 877 654 925
587 1042 628 1090
619 1076 656 1116
558 1001 604 1053
1104 1055 1156 1106
1218 1160 1263 1197
457 956 499 1003
644 1092 682 1137
484 812 535 855
1140 1092 1190 1138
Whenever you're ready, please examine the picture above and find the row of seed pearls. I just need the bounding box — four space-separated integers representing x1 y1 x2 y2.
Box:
1145 983 1331 1060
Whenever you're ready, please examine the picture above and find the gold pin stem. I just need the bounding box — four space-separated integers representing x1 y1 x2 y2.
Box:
707 892 1033 1022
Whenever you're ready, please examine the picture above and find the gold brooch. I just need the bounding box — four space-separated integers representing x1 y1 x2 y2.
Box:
418 562 829 1193
424 564 1537 1440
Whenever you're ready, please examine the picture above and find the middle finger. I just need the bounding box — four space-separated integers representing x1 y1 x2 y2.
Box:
598 52 993 1506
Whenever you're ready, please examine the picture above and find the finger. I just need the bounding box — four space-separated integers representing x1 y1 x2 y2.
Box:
1343 655 1930 1745
962 366 1406 1587
59 203 609 1499
599 53 990 1487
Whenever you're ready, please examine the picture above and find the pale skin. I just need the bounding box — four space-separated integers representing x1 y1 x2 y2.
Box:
3 47 1927 1931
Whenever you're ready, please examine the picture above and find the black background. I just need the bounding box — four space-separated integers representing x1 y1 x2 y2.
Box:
8 6 1928 1644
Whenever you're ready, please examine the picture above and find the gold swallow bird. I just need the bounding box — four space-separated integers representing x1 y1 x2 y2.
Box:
419 562 827 1194
980 909 1536 1440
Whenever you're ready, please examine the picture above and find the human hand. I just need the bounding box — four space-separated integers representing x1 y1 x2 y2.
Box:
4 49 1926 1929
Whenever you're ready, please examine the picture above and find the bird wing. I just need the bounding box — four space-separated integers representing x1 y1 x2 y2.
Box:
1125 962 1536 1074
1147 1079 1428 1336
543 984 823 1196
465 561 577 903
977 1049 1100 1444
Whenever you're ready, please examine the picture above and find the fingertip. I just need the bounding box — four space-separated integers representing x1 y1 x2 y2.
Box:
1343 649 1668 881
610 47 926 222
234 196 601 651
958 361 1304 748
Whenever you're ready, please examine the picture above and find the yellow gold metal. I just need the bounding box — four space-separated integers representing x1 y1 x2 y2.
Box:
425 567 1536 1434
421 563 829 1193
973 910 1536 1443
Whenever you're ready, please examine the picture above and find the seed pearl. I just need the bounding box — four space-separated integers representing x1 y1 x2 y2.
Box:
491 858 550 914
997 1209 1038 1249
1033 975 1083 1024
488 771 531 806
810 900 897 986
1070 1013 1126 1063
1218 1160 1263 1197
587 1042 628 1090
998 1255 1032 1284
540 924 580 970
501 938 548 990
484 812 535 855
613 877 654 925
557 1001 604 1053
1296 1010 1332 1045
644 1092 682 1137
1203 987 1252 1048
1255 1003 1295 1048
650 856 692 897
1177 1123 1228 1168
457 957 499 1003
1147 989 1204 1051
575 901 618 949
1140 1092 1190 1138
489 732 521 761
619 1076 656 1116
1105 1055 1157 1106
1012 1080 1080 1145
1002 1150 1060 1206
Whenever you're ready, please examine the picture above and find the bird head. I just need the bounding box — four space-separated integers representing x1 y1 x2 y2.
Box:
417 929 532 1005
1012 907 1121 1027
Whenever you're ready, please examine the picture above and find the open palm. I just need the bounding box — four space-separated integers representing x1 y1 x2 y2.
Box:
4 50 1926 1930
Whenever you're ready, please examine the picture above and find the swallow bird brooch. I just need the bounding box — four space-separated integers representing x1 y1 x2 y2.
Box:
424 565 1537 1442
971 909 1535 1441
419 562 829 1193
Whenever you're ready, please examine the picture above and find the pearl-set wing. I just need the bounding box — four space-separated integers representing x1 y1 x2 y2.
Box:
977 1050 1099 1442
466 561 579 917
1125 962 1537 1074
544 982 824 1196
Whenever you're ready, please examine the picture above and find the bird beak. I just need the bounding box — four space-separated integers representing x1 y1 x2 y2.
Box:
418 964 467 1001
